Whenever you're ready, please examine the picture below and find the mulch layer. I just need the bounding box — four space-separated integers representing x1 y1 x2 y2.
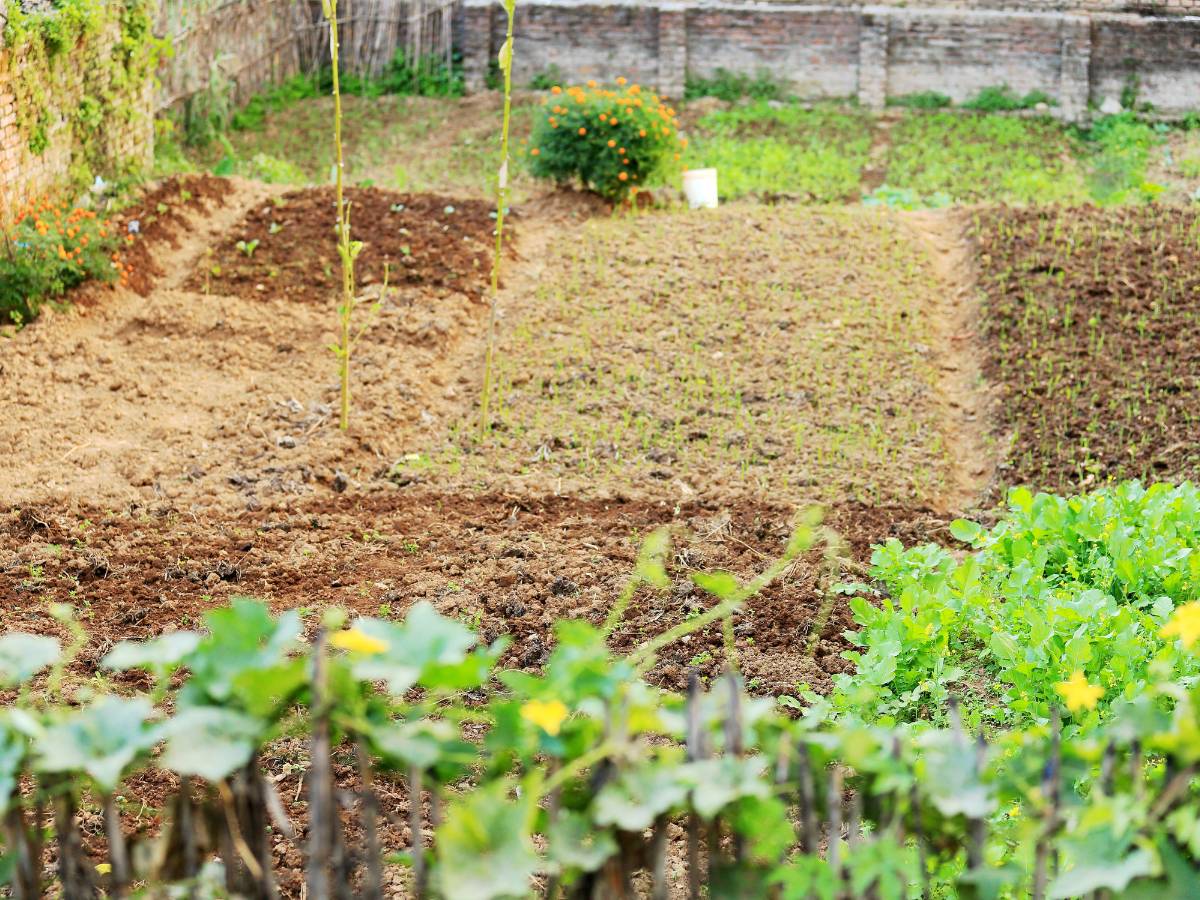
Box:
188 187 501 303
972 205 1200 494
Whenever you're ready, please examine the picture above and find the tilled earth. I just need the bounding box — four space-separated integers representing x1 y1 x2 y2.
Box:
973 205 1200 494
0 174 963 896
0 493 947 699
189 187 501 303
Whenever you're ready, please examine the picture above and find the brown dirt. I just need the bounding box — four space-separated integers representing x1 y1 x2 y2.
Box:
0 492 945 700
973 205 1200 492
188 187 502 303
903 208 998 513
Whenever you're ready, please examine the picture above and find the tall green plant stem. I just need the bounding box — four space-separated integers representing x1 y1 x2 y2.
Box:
478 0 517 439
324 0 354 431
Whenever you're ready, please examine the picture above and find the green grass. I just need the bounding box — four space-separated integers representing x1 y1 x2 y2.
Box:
683 101 872 201
884 112 1087 204
177 94 538 198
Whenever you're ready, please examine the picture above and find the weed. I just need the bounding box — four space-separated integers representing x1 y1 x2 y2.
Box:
235 238 259 258
962 84 1054 112
887 91 951 110
684 67 787 102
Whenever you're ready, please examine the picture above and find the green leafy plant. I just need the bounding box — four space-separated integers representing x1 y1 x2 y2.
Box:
320 0 386 431
963 84 1055 112
235 238 259 258
684 67 787 102
526 78 685 202
887 90 952 109
1 197 123 325
0 508 1199 897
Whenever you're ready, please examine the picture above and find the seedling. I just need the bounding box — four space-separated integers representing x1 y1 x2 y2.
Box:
235 239 259 257
269 221 283 235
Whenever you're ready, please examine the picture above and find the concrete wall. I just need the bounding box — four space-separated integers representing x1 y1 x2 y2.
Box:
462 0 1200 122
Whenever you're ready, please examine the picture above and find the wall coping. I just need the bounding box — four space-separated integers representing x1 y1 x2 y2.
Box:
463 0 1200 15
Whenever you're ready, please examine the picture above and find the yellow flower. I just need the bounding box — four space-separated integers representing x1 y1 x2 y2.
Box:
521 699 569 736
1055 670 1103 713
1007 803 1021 818
96 863 112 875
330 628 389 655
1161 601 1200 649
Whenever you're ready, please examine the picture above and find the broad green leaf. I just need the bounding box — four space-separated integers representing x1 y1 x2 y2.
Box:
593 764 689 831
950 519 984 544
683 757 770 820
546 810 618 873
348 603 476 695
916 731 993 818
159 706 264 782
367 718 458 771
181 600 301 709
103 631 200 672
1048 830 1154 898
34 697 159 794
0 634 60 687
434 779 537 900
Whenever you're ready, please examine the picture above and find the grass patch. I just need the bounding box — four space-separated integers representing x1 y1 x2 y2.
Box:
472 205 951 506
179 94 538 198
884 112 1087 204
683 102 872 201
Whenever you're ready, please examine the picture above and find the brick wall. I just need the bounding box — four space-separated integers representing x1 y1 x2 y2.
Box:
462 0 1200 121
0 11 155 221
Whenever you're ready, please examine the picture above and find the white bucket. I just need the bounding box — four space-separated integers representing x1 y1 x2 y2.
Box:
682 168 719 209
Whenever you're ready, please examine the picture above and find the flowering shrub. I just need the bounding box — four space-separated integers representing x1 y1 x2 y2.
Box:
526 78 685 201
1 197 127 325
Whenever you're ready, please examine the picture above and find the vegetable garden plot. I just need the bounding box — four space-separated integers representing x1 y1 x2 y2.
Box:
190 187 501 304
973 205 1200 494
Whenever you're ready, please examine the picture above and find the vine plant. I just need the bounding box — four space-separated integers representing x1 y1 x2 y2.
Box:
320 0 384 431
478 0 518 438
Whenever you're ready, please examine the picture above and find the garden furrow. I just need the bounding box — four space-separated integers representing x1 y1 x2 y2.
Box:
903 208 997 514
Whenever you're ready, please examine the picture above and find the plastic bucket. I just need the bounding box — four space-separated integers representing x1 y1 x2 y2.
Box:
682 168 718 209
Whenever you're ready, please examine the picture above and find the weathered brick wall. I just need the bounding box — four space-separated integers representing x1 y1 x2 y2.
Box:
0 12 155 221
462 0 1200 120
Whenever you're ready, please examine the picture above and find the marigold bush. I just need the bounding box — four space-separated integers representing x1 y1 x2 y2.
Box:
1 197 126 325
526 78 685 201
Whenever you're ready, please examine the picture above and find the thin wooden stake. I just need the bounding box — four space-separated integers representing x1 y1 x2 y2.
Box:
355 740 384 900
410 765 428 899
797 743 819 855
827 767 844 894
307 628 333 900
104 793 131 897
685 671 704 900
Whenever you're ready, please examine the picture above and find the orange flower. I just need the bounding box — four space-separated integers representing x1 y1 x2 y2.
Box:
578 127 587 136
619 147 626 154
610 119 619 126
618 172 628 181
607 139 616 148
622 158 630 164
639 129 647 137
531 147 540 156
587 80 597 88
552 86 562 94
617 76 627 85
599 113 607 122
57 245 68 260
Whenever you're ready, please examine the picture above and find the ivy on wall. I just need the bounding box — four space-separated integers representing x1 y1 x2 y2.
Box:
2 0 166 189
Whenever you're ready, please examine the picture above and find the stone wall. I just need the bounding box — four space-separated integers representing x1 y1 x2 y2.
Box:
461 0 1200 121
